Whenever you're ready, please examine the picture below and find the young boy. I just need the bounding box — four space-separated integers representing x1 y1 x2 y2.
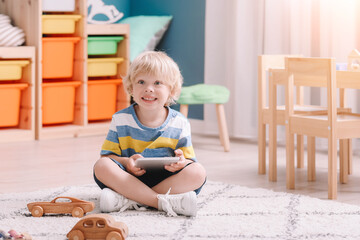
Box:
93 51 207 217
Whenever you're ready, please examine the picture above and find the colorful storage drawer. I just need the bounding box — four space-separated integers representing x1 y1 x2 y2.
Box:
87 36 124 55
87 58 124 77
0 60 30 80
42 0 75 12
88 79 123 120
42 15 81 34
0 83 28 127
42 37 80 79
42 81 81 125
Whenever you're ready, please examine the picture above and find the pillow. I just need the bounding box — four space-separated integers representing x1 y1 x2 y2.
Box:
119 15 173 61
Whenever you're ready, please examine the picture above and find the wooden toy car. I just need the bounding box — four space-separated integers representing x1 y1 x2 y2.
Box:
27 196 95 218
67 214 128 240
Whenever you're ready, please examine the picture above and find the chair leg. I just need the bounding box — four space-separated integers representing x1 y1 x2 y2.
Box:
348 139 353 175
258 122 266 174
180 104 189 118
268 77 277 180
215 104 230 152
286 132 295 190
307 136 316 181
297 135 304 168
328 136 337 200
269 109 277 182
339 139 349 184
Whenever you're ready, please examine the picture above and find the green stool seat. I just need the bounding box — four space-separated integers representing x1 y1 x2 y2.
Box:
178 84 230 105
177 84 230 152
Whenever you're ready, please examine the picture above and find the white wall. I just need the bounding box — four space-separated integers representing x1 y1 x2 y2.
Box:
190 0 235 137
191 0 261 141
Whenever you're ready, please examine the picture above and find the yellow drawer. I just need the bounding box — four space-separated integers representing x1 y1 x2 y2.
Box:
87 58 124 77
0 60 30 80
42 15 81 34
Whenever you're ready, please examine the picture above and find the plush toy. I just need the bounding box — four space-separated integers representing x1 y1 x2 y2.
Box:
0 14 25 47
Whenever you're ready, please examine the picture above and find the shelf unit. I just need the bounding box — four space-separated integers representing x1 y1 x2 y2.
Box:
79 24 130 137
38 0 86 140
0 0 130 140
0 47 36 142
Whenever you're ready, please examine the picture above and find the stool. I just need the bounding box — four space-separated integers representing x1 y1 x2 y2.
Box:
177 84 230 152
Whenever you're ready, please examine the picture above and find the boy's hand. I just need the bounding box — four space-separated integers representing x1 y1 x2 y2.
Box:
164 149 189 172
126 154 146 176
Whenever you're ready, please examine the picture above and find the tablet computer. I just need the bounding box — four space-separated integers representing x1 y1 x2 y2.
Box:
135 157 180 169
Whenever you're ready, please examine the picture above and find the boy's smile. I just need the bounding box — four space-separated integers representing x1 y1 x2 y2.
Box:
141 96 157 102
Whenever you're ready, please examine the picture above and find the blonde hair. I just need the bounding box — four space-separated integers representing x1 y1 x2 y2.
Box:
123 51 183 106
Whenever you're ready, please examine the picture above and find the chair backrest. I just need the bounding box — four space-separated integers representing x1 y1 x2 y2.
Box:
258 55 303 110
285 57 336 122
258 55 290 109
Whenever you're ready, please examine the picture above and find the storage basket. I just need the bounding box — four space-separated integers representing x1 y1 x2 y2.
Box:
0 83 28 127
87 79 123 120
42 0 75 12
87 57 124 77
0 60 30 80
42 37 80 79
42 81 81 125
42 15 81 34
87 36 124 55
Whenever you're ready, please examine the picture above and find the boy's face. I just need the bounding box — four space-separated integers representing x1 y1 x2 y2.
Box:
132 73 172 110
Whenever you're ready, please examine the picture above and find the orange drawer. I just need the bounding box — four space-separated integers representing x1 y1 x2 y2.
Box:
42 81 81 125
0 83 28 127
88 79 123 121
42 37 80 79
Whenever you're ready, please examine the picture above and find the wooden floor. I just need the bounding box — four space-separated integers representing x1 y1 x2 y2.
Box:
2 133 360 206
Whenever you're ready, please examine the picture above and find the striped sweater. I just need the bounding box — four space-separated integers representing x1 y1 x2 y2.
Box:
101 104 196 161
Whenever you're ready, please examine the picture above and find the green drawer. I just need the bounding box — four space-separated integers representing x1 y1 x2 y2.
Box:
87 36 124 55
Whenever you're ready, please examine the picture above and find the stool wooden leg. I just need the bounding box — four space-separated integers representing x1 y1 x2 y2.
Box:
217 107 225 148
180 104 189 118
216 104 230 152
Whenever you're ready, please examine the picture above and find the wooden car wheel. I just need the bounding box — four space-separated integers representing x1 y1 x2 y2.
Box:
106 231 123 240
31 206 43 217
72 207 84 218
68 230 84 240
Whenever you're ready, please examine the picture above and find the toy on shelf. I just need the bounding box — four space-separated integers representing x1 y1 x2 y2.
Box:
67 214 128 240
27 196 95 218
87 0 124 24
348 49 360 71
0 14 25 47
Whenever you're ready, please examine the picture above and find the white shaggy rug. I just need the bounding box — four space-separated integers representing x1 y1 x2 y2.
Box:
1 181 360 239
